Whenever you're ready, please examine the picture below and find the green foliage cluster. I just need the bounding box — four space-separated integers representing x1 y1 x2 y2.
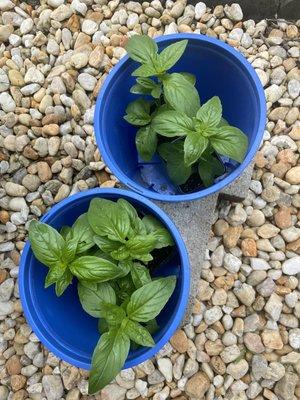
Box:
124 35 248 187
29 198 176 394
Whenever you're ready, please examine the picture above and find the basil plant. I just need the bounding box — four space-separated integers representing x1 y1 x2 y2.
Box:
124 35 248 188
28 198 176 394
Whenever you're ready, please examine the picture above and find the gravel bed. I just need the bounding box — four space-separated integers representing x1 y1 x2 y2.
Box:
0 1 299 400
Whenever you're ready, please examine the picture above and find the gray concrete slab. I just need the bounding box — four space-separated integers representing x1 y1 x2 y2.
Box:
155 163 253 323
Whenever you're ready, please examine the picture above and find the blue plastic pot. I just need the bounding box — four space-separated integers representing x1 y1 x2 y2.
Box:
19 188 190 370
95 33 266 202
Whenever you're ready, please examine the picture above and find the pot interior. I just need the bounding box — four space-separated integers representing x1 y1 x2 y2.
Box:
96 35 263 197
23 192 184 368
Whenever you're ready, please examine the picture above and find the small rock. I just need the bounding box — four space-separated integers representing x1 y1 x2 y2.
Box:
227 359 249 380
262 329 283 350
5 182 28 197
185 372 210 399
244 333 265 353
275 372 298 400
224 3 243 21
42 375 64 400
170 330 188 353
282 256 300 275
157 358 172 382
234 283 255 306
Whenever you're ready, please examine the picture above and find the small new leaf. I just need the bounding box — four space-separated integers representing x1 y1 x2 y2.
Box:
196 96 222 127
131 263 151 289
55 269 73 296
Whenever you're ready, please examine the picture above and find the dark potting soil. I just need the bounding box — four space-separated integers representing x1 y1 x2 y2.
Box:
148 246 175 273
179 172 204 193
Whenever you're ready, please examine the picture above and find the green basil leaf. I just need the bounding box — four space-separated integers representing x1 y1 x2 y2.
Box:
132 63 158 77
88 198 130 242
126 234 157 259
136 77 158 90
130 83 151 95
44 264 66 288
210 126 248 163
98 318 109 334
151 86 162 98
124 99 151 126
158 141 191 185
72 213 95 254
136 125 157 161
131 263 151 289
184 132 209 166
127 276 176 322
88 328 130 394
198 155 225 187
151 110 194 137
179 72 196 86
70 256 124 282
55 269 73 296
117 273 136 299
136 253 153 263
78 281 116 317
110 245 131 261
146 318 159 335
117 199 146 236
126 35 158 64
64 229 79 261
98 303 126 326
219 117 229 126
142 215 174 249
196 96 222 127
60 226 71 238
118 260 132 276
94 235 121 253
157 40 188 72
29 221 66 268
162 73 200 117
122 318 155 347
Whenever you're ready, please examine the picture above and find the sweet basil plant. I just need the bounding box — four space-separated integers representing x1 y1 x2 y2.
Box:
28 198 176 394
124 35 248 189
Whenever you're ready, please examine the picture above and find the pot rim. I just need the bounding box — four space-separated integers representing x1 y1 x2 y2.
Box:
95 33 266 202
19 188 190 369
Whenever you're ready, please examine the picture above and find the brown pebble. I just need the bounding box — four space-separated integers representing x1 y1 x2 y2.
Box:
37 161 52 183
0 210 10 224
241 238 257 257
6 355 22 375
10 375 26 391
170 329 188 353
42 124 60 136
274 206 292 229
